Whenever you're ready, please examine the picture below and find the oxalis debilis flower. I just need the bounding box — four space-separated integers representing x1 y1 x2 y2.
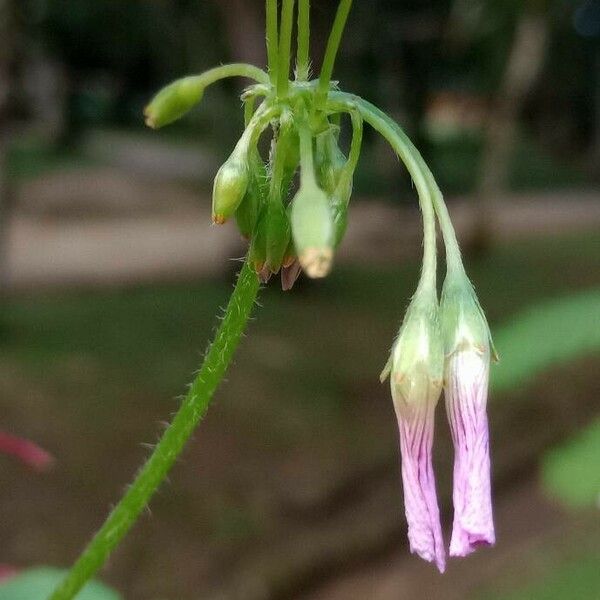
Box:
54 4 503 598
441 271 498 557
381 291 447 573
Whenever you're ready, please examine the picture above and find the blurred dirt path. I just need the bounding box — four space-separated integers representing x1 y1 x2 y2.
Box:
7 173 600 291
302 480 600 600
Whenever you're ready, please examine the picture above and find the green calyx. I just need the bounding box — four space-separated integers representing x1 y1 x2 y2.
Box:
382 291 445 414
440 271 498 361
143 1 360 288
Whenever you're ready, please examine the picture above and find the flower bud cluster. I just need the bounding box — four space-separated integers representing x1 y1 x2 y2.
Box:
144 71 360 290
208 96 359 288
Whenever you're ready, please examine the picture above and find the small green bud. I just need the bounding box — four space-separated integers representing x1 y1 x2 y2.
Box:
316 132 346 195
332 202 348 247
144 76 204 129
212 154 249 225
235 154 267 238
265 200 291 273
235 184 260 239
291 179 334 278
440 272 498 361
248 211 268 273
330 169 353 247
381 293 444 415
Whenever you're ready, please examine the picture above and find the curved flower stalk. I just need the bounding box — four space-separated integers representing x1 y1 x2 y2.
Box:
50 2 497 597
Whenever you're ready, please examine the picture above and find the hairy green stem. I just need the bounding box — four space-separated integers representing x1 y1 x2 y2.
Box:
297 0 310 80
298 120 317 186
190 63 270 88
317 0 353 101
49 262 260 600
278 0 296 96
266 0 279 85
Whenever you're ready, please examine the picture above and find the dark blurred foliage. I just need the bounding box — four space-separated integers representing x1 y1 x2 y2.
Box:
4 0 599 187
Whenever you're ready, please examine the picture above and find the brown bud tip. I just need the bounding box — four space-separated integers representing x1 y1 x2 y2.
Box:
212 214 227 225
143 107 157 129
282 255 296 269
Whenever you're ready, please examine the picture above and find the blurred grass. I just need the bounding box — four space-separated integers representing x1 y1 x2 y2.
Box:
3 230 599 399
425 131 587 196
7 136 96 182
484 554 600 600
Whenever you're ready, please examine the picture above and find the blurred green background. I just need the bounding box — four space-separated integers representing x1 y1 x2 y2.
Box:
0 1 599 599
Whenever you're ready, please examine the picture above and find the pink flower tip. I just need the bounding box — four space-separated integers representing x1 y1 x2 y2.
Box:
397 404 446 573
445 349 495 558
0 432 54 471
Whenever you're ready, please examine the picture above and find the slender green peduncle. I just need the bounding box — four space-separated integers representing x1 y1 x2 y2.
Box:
266 0 279 85
278 0 296 96
297 0 310 80
317 0 353 101
328 92 443 292
48 261 260 600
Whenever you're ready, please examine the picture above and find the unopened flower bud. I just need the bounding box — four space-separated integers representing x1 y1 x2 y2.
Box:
144 76 205 129
382 293 446 573
330 171 353 246
212 154 250 225
291 180 334 278
235 154 267 239
316 132 346 195
440 272 496 557
248 212 268 276
265 200 291 273
235 185 260 240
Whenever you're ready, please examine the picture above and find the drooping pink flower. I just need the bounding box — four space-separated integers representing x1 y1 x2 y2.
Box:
0 431 54 471
445 348 494 556
441 272 496 557
382 293 446 572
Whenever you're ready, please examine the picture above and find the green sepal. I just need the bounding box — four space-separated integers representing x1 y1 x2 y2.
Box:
265 200 291 273
387 291 444 412
315 128 346 195
440 270 498 361
248 210 268 273
235 153 267 238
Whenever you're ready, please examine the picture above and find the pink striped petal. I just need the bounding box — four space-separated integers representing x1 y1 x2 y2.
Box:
397 401 446 572
445 350 495 556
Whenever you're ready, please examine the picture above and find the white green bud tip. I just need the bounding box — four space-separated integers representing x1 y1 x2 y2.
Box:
440 272 497 361
212 155 250 225
144 76 205 129
291 180 334 278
